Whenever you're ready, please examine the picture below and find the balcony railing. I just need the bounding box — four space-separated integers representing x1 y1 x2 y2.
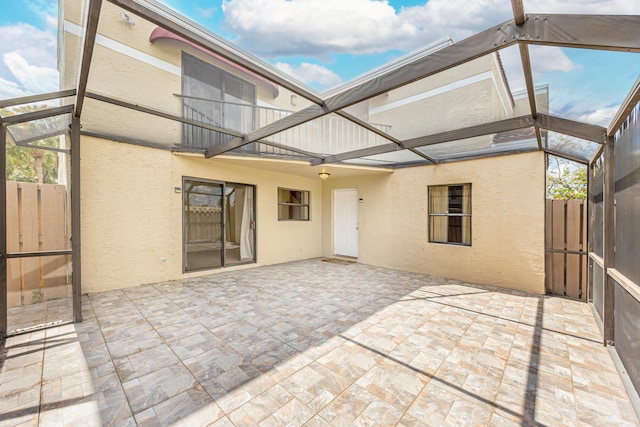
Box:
177 94 392 157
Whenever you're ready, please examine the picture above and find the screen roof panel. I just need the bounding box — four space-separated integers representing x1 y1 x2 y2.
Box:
528 47 640 127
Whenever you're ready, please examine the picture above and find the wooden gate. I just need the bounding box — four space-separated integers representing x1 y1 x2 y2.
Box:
6 182 70 308
545 199 587 300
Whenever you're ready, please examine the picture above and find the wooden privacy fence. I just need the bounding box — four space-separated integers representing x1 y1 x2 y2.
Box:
6 182 71 308
545 199 587 300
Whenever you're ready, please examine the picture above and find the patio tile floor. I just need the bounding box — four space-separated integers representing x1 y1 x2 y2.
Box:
1 259 638 426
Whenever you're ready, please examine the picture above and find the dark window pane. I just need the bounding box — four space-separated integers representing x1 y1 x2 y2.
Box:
428 184 471 245
278 188 310 220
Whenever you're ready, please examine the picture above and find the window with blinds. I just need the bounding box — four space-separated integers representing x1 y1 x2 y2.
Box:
428 184 471 245
278 188 310 221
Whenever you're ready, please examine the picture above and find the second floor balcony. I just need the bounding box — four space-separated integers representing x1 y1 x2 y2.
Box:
177 94 393 158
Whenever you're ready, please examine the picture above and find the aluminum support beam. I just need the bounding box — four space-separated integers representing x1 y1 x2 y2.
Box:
608 76 640 137
85 92 244 138
511 0 526 25
0 89 76 109
75 0 102 118
535 114 607 144
409 149 438 164
522 14 640 52
433 147 539 164
206 14 639 158
534 126 544 150
335 111 405 148
205 21 522 158
0 122 7 340
1 105 74 126
602 136 615 345
404 115 536 149
80 129 324 160
71 116 82 323
518 43 540 149
543 148 589 165
590 145 605 167
311 143 399 166
311 115 535 166
248 140 324 159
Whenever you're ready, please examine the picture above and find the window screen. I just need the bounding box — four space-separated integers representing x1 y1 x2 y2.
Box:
429 184 471 245
278 188 310 221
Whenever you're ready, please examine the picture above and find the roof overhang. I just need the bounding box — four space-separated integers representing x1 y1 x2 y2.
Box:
149 26 280 98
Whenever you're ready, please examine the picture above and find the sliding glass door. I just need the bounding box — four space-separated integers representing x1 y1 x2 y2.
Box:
183 178 255 272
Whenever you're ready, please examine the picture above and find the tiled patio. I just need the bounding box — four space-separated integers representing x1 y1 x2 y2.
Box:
1 259 638 426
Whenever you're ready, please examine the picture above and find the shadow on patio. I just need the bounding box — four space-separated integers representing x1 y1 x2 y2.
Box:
1 259 637 426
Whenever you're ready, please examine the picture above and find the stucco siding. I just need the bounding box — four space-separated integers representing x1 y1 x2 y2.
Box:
321 151 545 293
81 136 323 292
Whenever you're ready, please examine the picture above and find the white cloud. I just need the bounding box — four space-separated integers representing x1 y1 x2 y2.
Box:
197 7 216 18
222 0 513 57
0 23 59 96
223 0 412 56
0 23 57 69
575 107 618 127
25 0 59 22
222 0 640 58
529 46 579 74
274 62 342 88
0 76 29 100
4 52 59 95
498 45 579 92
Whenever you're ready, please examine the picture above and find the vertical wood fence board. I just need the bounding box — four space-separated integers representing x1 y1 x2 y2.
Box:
546 199 587 301
551 201 566 294
6 183 21 306
18 183 40 292
545 252 553 293
581 203 588 297
552 201 566 250
552 252 566 295
40 184 69 289
566 254 581 299
566 200 582 298
566 201 582 251
5 182 70 308
545 199 553 293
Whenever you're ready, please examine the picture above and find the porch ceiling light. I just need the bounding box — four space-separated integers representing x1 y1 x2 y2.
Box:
318 171 330 180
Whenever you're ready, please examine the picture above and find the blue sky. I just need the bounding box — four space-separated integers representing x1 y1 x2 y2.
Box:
1 0 639 126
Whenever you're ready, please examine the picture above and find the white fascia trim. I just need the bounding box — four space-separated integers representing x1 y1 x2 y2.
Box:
490 53 511 117
64 20 181 76
369 71 493 116
512 84 550 100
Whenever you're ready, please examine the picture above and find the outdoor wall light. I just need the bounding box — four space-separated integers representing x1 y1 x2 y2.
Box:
318 171 330 180
120 12 136 26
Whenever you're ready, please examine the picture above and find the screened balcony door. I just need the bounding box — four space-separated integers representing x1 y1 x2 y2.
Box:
182 53 255 149
183 179 255 272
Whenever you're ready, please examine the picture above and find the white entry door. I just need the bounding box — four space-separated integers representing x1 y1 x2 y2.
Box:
334 189 358 257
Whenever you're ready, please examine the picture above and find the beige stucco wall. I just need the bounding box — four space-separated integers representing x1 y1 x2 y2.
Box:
80 136 323 293
321 151 546 293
